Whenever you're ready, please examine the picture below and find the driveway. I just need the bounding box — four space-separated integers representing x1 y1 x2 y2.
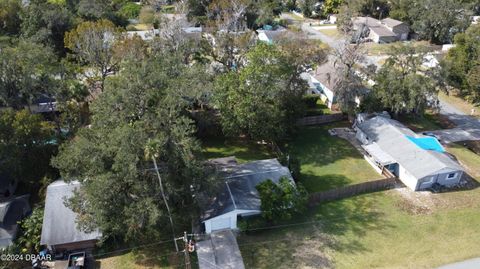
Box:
426 100 480 144
436 258 480 269
196 230 245 269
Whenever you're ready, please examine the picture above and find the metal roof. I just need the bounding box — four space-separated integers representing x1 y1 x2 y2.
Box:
0 195 30 248
357 116 463 179
40 180 101 247
202 158 294 221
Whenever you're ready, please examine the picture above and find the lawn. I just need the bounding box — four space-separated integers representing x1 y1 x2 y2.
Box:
306 99 332 116
237 129 480 269
365 41 441 56
315 28 340 38
397 111 456 132
202 136 274 163
286 122 382 192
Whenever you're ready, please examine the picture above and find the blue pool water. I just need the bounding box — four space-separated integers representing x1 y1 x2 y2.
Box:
406 136 445 152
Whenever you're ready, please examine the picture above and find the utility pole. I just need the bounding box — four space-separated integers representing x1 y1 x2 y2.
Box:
183 231 191 269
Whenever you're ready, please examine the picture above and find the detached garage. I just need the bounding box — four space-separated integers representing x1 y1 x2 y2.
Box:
202 157 294 233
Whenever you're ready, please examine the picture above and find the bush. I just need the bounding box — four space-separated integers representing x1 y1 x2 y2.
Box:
118 3 141 19
303 94 320 108
139 6 155 24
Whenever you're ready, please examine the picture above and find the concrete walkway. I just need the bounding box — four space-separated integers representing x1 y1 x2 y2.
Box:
437 258 480 269
196 230 245 269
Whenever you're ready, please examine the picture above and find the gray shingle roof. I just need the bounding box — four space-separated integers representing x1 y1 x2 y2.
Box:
353 17 397 37
381 18 405 28
357 116 463 179
202 158 293 221
40 181 101 247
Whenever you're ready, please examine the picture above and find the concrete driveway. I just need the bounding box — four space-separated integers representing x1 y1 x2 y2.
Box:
436 258 480 269
426 100 480 144
196 230 245 269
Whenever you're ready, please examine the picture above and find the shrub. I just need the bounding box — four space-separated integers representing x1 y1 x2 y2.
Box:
126 24 137 31
118 3 141 19
303 94 320 108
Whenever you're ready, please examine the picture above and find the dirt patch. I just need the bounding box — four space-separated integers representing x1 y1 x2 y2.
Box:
292 227 335 269
394 186 434 215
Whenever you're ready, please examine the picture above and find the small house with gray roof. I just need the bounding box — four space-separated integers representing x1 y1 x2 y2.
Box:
41 180 101 253
353 17 409 43
201 157 294 233
355 115 463 191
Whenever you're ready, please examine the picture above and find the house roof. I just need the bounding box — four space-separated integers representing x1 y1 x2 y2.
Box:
357 116 463 179
353 17 396 37
311 61 339 91
202 158 294 221
40 180 101 247
0 195 30 248
381 18 405 28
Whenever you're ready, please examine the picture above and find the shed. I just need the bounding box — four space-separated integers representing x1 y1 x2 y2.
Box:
202 158 294 233
41 180 101 253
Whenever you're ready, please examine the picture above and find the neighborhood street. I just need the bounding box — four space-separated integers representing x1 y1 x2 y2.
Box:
426 100 480 143
437 258 480 269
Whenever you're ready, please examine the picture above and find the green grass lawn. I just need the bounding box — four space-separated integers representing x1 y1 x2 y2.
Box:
237 128 480 269
397 111 456 132
286 122 382 192
315 28 340 38
439 91 480 119
202 136 274 163
365 41 441 56
306 99 332 116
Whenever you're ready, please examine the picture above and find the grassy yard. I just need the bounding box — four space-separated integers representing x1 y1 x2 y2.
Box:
236 126 480 269
365 41 441 56
306 99 332 116
286 122 382 192
439 91 480 118
202 136 274 163
397 111 456 132
314 28 340 38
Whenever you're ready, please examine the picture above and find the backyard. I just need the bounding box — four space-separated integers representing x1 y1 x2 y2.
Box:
226 123 480 269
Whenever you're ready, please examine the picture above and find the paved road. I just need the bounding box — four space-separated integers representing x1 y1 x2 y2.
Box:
426 100 480 143
437 258 480 269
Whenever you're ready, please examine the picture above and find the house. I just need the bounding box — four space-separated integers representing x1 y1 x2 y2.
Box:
256 26 287 44
126 29 159 41
201 157 294 234
0 195 30 249
328 14 338 24
380 18 409 41
41 180 101 253
309 62 338 108
355 115 464 191
353 17 409 43
196 230 245 269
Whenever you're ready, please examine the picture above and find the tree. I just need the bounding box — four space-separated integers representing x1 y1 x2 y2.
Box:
0 0 22 36
408 0 471 44
323 0 344 15
20 0 74 55
213 43 311 143
64 19 123 92
373 44 439 115
332 40 366 114
52 52 218 242
256 177 307 222
16 207 44 253
0 110 56 195
442 24 480 103
0 41 59 109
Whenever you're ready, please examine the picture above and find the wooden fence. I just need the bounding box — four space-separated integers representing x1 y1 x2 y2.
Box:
297 113 345 126
308 177 397 207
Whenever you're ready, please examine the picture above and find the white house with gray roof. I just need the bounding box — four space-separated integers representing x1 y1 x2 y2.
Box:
41 180 102 253
355 115 464 191
201 158 294 233
353 17 409 43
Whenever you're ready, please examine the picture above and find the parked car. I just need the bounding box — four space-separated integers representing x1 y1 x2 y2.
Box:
67 252 86 269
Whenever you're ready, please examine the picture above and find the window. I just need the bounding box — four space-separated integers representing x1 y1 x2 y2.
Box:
447 173 456 179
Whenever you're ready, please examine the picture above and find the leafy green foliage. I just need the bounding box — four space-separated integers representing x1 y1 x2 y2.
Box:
52 52 218 242
373 44 438 115
118 2 141 19
17 207 44 253
0 0 22 36
213 43 309 143
442 24 480 103
256 177 307 222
